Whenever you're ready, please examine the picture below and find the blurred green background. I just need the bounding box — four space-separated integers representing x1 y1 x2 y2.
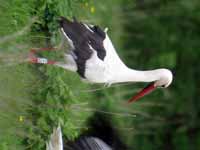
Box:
0 0 200 149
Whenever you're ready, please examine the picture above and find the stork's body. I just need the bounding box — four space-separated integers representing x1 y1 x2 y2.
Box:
58 17 172 84
30 17 173 102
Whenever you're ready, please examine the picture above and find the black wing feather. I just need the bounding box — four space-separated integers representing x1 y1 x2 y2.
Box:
59 17 106 78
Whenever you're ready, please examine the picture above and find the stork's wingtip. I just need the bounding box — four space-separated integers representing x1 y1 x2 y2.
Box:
59 16 77 23
72 16 78 22
59 16 72 26
58 16 65 26
58 16 66 22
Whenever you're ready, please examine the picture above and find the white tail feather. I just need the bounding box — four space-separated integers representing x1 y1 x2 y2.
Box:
46 126 63 150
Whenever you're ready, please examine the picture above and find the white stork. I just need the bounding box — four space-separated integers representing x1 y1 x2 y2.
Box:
29 17 173 103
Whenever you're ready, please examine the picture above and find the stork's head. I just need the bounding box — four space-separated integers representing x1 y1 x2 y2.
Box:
154 69 173 88
128 69 173 103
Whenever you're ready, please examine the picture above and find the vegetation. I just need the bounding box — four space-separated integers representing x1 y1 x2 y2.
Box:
0 0 200 150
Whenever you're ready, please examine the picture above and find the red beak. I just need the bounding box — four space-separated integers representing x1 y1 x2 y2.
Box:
127 83 156 104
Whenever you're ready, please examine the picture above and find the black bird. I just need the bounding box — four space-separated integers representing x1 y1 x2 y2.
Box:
46 113 128 150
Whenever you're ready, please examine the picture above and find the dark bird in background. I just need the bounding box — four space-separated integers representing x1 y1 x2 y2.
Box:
46 113 129 150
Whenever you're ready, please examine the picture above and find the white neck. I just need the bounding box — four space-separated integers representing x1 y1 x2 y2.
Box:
112 67 167 83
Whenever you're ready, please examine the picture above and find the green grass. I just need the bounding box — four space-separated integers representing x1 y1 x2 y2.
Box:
0 64 35 150
0 0 128 149
2 0 197 150
0 0 94 149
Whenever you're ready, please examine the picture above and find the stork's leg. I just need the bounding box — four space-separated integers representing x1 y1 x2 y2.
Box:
28 47 77 72
30 47 57 52
28 47 57 64
29 47 58 58
29 57 56 65
29 56 74 71
29 50 77 72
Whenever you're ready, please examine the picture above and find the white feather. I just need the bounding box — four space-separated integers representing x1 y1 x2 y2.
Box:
104 27 108 33
46 126 63 150
83 23 94 33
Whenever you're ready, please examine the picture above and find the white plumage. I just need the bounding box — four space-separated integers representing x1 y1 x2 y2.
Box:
58 18 172 85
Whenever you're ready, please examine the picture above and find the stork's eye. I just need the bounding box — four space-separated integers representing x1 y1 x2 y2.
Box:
161 85 166 88
158 85 165 88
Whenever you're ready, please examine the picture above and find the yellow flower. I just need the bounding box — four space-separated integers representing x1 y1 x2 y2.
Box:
85 2 89 7
90 6 95 13
19 116 24 122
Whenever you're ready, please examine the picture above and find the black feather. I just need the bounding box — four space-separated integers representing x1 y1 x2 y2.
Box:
60 17 106 78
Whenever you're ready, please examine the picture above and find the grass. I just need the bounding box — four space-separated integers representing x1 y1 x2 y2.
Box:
0 0 94 149
0 0 128 149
